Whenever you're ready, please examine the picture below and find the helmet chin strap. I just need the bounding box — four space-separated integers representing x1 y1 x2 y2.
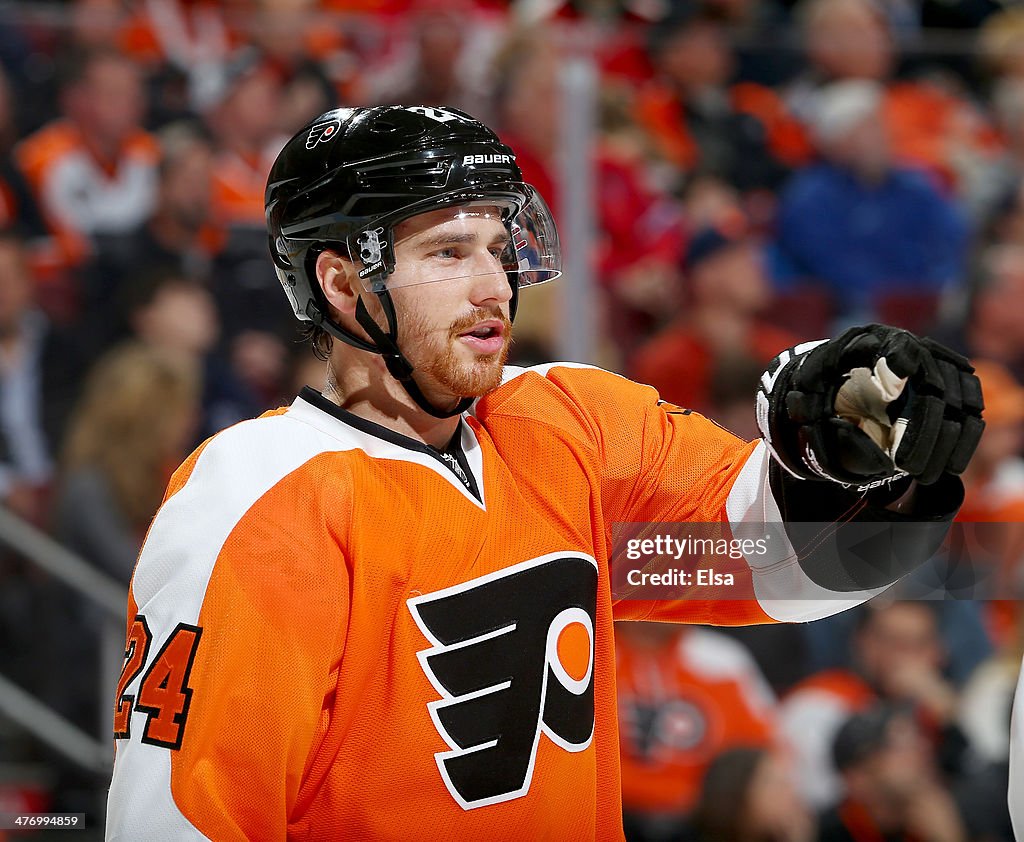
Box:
351 293 474 420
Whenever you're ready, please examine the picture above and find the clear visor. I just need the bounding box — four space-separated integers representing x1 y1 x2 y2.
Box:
349 184 561 292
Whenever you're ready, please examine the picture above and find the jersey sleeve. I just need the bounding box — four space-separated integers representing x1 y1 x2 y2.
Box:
515 364 961 625
106 416 350 841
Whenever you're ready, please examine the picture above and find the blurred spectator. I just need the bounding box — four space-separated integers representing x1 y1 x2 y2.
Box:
691 746 815 842
635 7 809 194
699 0 799 87
247 0 343 135
14 47 157 272
631 221 797 414
705 353 765 441
679 173 743 230
53 342 199 584
958 359 1024 528
821 704 968 842
788 0 1000 194
82 121 220 361
116 0 252 122
49 342 200 737
978 7 1024 90
779 601 974 811
491 29 686 362
202 49 293 400
773 79 968 330
359 0 495 121
0 231 86 525
960 10 1024 223
594 87 687 360
616 622 776 841
953 245 1024 379
0 66 47 243
203 48 286 229
959 609 1024 768
276 59 338 138
65 0 132 53
123 268 261 441
491 28 561 215
787 0 893 113
954 360 1024 644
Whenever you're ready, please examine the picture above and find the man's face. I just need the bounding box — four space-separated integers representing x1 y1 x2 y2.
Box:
219 68 283 149
693 241 768 313
77 57 144 145
371 207 514 401
658 21 733 92
134 282 220 356
808 0 893 81
856 603 943 695
161 142 214 230
859 715 933 804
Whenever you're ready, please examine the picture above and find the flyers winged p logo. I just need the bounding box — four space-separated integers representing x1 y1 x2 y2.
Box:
306 120 340 149
408 553 598 810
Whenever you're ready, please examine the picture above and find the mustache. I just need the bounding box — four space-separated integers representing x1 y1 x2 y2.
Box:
447 308 512 338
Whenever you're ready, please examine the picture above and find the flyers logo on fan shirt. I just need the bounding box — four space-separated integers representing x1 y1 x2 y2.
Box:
408 553 598 810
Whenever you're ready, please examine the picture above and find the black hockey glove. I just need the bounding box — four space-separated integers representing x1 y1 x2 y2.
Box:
756 325 984 489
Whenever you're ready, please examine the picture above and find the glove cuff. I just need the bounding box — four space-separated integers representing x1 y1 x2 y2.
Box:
756 339 829 483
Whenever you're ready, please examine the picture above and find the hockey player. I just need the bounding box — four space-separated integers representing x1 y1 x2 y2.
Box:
106 106 983 840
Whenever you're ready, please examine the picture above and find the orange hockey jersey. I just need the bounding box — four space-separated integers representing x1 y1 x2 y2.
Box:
105 363 922 841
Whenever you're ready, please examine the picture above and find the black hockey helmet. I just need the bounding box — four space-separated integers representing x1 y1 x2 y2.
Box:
264 105 560 416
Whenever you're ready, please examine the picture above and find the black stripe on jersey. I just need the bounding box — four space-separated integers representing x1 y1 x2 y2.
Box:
656 399 692 416
300 387 482 501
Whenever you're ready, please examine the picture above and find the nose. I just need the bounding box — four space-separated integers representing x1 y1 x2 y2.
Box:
468 251 512 308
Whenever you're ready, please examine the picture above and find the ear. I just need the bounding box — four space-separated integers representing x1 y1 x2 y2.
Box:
316 250 360 317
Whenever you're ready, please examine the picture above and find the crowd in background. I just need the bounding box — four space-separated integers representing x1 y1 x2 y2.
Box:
0 0 1023 839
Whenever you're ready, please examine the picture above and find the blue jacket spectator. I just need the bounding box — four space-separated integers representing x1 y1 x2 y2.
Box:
773 80 968 328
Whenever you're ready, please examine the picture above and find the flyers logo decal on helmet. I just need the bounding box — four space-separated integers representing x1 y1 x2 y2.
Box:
408 553 598 810
306 119 340 149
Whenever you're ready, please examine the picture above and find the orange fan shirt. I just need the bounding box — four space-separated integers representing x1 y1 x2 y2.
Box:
106 363 888 841
616 626 775 816
15 120 158 266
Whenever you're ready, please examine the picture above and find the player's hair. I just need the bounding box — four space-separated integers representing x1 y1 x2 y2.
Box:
302 321 333 361
61 343 199 527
